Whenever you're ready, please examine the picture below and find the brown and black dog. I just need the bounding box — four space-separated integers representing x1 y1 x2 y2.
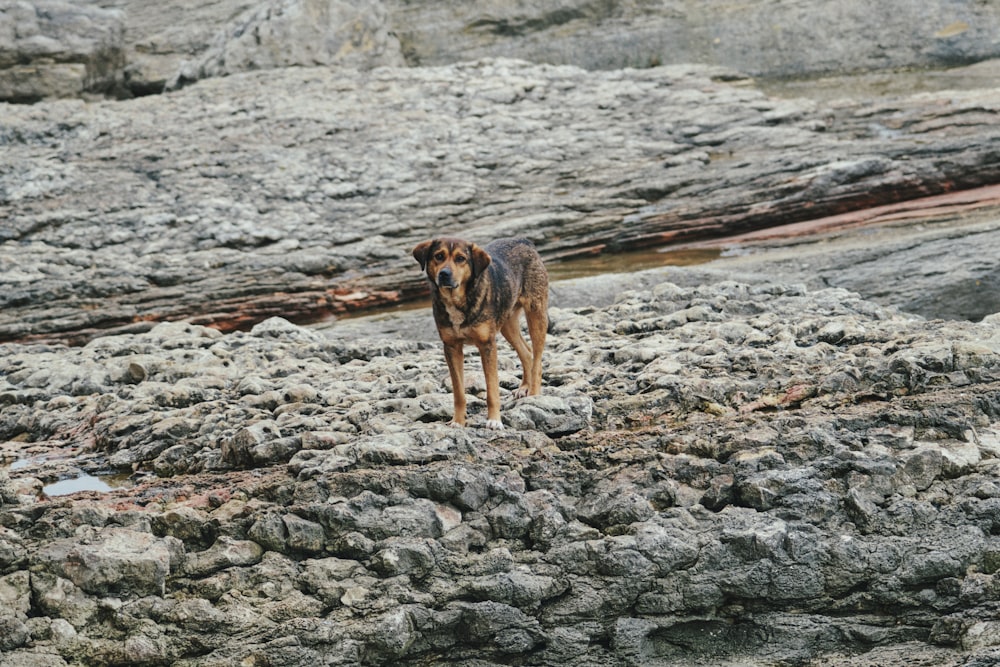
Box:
412 237 548 430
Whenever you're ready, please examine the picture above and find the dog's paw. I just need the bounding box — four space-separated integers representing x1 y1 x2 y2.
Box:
447 420 465 428
485 419 505 430
512 386 530 399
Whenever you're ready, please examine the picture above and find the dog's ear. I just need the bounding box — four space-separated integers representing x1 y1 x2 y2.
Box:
412 240 434 271
471 243 492 277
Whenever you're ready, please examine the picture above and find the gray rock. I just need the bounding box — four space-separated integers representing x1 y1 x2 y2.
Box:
503 394 592 436
3 276 1000 665
30 573 99 629
5 59 1000 343
282 513 326 554
33 527 182 598
0 0 125 102
388 0 1000 77
83 0 1000 97
0 614 29 650
169 0 404 89
182 537 265 577
370 537 437 579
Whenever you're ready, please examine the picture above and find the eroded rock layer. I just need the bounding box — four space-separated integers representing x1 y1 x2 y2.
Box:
4 60 1000 343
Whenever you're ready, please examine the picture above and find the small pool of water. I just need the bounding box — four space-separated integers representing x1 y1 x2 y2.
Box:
42 472 131 497
546 246 722 281
43 474 114 497
9 458 38 471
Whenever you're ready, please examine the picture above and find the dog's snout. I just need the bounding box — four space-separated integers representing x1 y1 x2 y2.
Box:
437 267 454 287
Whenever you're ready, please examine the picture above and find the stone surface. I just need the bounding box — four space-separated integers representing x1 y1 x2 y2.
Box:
2 278 1000 665
4 59 1000 343
15 0 1000 97
0 0 126 102
4 2 1000 664
690 188 1000 322
168 0 404 90
387 0 1000 76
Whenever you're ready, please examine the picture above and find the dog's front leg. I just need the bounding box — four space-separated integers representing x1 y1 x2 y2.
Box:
444 342 466 427
478 338 504 430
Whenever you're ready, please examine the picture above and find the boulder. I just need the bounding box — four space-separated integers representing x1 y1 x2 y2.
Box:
32 527 183 598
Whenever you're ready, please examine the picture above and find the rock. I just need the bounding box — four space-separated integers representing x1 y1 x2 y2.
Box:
388 1 1000 78
0 0 125 102
31 572 99 629
503 394 592 436
6 60 1000 343
282 513 325 554
33 527 183 598
182 537 265 577
151 506 214 548
169 0 404 89
370 537 437 579
37 0 1000 98
4 267 1000 664
0 614 29 650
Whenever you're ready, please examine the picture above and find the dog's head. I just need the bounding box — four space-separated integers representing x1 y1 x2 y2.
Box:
412 238 491 291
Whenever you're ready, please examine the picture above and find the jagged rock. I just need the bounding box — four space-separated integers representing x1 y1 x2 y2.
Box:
4 200 1000 664
182 537 264 577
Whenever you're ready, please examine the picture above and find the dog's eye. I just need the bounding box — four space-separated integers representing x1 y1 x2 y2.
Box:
454 255 467 264
434 252 446 261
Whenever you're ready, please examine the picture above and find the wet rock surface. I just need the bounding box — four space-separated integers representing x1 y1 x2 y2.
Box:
691 191 1000 323
2 277 1000 665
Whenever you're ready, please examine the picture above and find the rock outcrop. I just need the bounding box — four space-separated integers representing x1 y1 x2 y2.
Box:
4 2 1000 664
2 275 1000 665
0 0 1000 101
11 0 1000 98
0 0 125 102
4 59 1000 344
388 0 1000 76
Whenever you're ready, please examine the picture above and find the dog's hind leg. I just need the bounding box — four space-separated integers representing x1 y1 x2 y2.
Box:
500 309 533 399
524 299 548 396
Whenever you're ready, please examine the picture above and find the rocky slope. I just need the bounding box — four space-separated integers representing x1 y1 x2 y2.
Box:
2 273 1000 666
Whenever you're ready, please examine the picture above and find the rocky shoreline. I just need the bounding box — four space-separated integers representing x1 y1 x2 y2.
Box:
3 270 1000 666
4 1 1000 664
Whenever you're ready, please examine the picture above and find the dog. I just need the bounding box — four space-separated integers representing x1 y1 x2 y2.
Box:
412 237 548 429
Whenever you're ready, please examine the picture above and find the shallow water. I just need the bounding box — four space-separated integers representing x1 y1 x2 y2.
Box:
40 472 132 497
42 474 114 497
545 246 722 281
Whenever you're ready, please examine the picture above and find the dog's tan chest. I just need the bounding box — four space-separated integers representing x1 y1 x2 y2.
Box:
443 302 466 331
